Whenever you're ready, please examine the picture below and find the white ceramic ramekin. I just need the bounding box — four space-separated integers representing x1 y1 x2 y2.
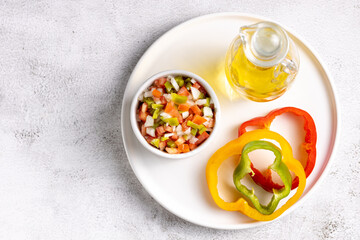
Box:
130 70 221 159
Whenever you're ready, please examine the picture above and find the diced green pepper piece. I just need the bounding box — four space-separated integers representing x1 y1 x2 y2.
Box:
199 125 207 134
161 136 169 141
167 141 176 148
187 121 201 129
164 81 173 93
191 128 198 136
152 109 160 119
165 117 179 126
151 138 160 148
151 103 164 109
171 93 187 104
186 82 192 90
185 77 192 83
149 108 155 115
183 135 189 141
144 97 155 106
158 120 165 126
204 97 211 107
153 121 160 129
174 76 184 87
198 92 205 99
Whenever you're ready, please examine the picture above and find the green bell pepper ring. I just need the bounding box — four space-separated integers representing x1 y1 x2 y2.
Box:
233 140 292 215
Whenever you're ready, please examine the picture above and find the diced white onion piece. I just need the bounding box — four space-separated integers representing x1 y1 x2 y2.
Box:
144 91 153 98
172 126 176 132
184 127 191 135
210 98 214 104
187 94 193 100
187 100 195 106
144 115 154 127
163 94 172 102
191 87 201 100
164 133 174 138
203 117 211 126
146 127 155 137
206 128 213 132
157 88 163 93
138 93 144 101
191 78 196 84
195 99 207 105
182 111 189 119
160 112 172 119
189 137 198 144
176 125 183 136
154 98 162 104
203 107 213 117
171 77 179 91
176 125 182 132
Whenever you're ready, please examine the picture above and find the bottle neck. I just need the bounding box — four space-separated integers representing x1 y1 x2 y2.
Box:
240 22 289 68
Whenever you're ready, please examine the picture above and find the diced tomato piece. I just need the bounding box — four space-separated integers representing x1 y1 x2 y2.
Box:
141 124 146 136
156 126 165 136
199 87 207 94
178 103 190 112
145 135 154 144
178 144 190 153
141 102 148 113
192 115 207 125
159 141 166 151
190 105 202 116
195 132 209 145
175 137 185 146
181 121 190 131
192 82 201 89
187 114 194 121
165 101 180 117
152 89 162 98
177 114 183 124
160 96 167 105
139 111 148 122
178 86 190 96
165 126 173 132
189 143 197 150
170 132 178 140
154 77 167 87
165 147 179 154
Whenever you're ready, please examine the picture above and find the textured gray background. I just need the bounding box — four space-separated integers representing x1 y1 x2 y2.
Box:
0 0 359 239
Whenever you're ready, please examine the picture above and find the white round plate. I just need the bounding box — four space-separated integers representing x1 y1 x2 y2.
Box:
121 13 339 229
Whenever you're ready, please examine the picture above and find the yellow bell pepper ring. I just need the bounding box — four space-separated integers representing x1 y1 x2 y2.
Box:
206 129 306 221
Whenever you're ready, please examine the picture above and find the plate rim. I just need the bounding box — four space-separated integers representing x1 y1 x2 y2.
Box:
120 12 340 230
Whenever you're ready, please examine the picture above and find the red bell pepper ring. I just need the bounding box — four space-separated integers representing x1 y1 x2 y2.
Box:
238 107 317 192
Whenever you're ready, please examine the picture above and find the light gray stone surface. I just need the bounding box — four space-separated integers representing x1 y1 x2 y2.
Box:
0 0 359 239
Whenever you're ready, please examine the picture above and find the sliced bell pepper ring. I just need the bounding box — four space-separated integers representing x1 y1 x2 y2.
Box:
206 129 306 221
233 140 292 215
238 107 316 191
